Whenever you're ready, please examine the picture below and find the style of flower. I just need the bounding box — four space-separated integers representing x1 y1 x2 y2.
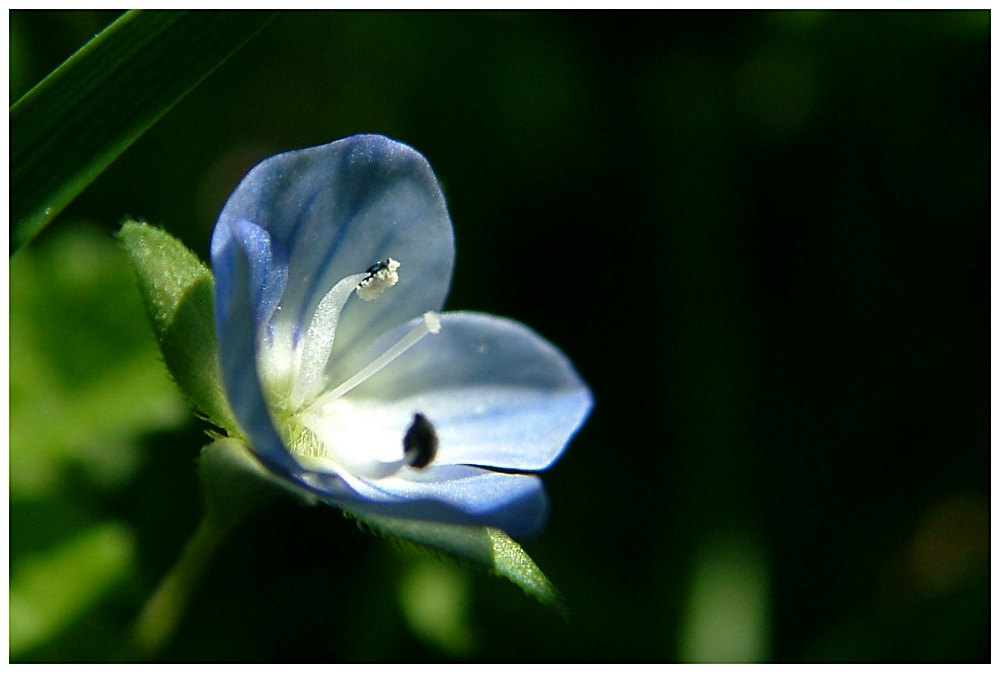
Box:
211 135 591 538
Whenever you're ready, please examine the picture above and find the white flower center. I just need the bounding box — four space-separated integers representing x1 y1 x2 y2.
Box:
259 258 441 480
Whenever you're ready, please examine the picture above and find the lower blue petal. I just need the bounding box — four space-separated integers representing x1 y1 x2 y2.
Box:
293 465 550 539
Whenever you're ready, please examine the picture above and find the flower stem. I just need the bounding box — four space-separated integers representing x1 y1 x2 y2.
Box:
131 514 229 659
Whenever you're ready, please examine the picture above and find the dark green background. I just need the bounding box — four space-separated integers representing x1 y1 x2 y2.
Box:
10 10 988 662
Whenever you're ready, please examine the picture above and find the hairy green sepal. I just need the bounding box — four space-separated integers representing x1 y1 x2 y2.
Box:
118 220 239 435
347 511 562 609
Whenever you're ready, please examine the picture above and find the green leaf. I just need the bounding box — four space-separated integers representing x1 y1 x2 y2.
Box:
10 10 275 254
118 220 239 435
347 510 563 610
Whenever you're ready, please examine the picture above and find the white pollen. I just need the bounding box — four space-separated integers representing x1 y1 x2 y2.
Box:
356 258 400 301
423 311 441 334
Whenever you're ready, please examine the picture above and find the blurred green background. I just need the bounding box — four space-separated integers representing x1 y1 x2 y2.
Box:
10 10 988 662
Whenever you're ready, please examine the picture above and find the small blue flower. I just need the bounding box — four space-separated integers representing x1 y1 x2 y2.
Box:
211 135 591 538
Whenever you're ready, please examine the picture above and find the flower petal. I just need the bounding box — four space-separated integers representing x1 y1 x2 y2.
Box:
215 134 455 364
211 217 301 475
329 311 593 471
294 464 550 539
211 216 287 340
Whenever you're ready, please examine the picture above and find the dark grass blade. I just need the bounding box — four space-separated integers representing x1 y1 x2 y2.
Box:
10 10 275 254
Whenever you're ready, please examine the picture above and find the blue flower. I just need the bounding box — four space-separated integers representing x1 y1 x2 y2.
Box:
211 135 591 539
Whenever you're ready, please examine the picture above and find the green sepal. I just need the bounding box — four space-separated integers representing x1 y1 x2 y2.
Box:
117 220 239 436
346 510 563 611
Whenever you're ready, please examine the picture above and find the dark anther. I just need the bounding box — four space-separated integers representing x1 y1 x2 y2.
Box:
403 413 438 469
365 259 391 276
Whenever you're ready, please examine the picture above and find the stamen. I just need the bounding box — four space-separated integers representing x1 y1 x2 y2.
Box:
286 258 401 408
290 271 368 408
311 311 441 407
356 258 400 301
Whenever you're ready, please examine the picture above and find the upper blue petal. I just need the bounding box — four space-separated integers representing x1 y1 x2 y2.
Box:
211 134 455 473
214 134 454 357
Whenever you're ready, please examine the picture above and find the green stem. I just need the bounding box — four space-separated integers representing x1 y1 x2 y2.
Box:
131 515 229 658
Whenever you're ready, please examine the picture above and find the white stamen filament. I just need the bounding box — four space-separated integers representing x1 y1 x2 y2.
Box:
308 311 441 410
290 272 368 408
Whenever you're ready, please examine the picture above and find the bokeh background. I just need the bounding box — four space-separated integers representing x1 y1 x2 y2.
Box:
10 10 989 662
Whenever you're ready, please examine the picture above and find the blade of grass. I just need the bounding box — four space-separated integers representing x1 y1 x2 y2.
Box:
10 10 275 254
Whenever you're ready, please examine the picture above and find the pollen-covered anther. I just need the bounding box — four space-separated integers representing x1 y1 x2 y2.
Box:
356 258 400 301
